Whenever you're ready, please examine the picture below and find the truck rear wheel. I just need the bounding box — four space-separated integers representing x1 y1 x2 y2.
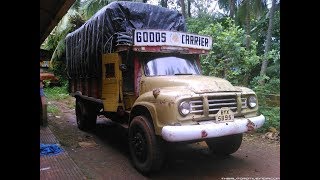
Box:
75 99 96 131
128 116 164 174
205 134 243 156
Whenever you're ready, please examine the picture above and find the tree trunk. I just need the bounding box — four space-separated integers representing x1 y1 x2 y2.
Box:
229 0 235 18
187 0 191 18
260 0 276 85
180 0 186 17
161 0 168 8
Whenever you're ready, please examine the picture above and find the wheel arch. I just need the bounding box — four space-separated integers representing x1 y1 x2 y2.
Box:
130 104 158 133
74 92 103 113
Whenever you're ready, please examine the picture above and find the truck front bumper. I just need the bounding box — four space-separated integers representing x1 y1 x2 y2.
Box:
161 114 265 142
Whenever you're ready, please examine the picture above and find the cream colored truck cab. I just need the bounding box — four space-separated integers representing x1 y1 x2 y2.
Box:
74 29 265 173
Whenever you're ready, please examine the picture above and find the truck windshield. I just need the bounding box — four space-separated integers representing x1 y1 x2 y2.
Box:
143 54 200 76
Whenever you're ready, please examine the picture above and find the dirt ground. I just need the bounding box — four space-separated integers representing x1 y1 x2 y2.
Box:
47 97 280 180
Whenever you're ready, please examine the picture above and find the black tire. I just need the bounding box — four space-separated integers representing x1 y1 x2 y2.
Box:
205 134 243 156
75 99 96 131
128 116 164 174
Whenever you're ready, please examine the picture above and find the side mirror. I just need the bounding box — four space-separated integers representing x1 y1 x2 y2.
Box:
119 64 127 72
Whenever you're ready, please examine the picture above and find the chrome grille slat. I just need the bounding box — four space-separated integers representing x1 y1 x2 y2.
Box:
191 110 204 113
209 107 237 112
190 105 203 108
190 98 204 114
208 99 234 102
208 102 236 107
190 100 202 103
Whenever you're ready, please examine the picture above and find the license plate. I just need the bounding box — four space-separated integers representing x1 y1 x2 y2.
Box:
215 107 234 123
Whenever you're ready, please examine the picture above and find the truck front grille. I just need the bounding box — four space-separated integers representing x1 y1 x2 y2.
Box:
189 95 238 115
208 96 237 114
190 99 203 115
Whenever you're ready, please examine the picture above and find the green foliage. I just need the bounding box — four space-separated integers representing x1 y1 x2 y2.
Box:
47 104 61 115
199 18 260 86
252 78 280 107
43 80 52 87
265 49 280 76
191 0 216 16
41 13 73 51
42 0 113 81
70 0 82 11
272 10 280 42
50 60 68 82
250 9 279 53
251 77 280 133
250 6 280 84
250 49 280 95
257 106 280 132
81 0 111 19
189 15 280 133
235 0 267 26
41 10 86 82
186 14 216 34
44 85 69 101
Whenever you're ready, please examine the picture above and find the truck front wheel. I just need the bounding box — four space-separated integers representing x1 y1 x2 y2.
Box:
128 116 164 174
205 134 243 156
75 99 96 131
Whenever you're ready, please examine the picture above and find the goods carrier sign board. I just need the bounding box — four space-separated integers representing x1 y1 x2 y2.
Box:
133 29 212 50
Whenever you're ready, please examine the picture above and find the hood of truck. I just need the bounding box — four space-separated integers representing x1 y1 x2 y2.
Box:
142 75 241 94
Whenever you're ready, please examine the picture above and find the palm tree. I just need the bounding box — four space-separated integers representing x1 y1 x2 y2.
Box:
70 0 82 11
259 0 278 85
41 0 84 55
47 0 112 62
50 11 85 62
81 0 110 20
216 0 267 85
218 0 237 18
187 0 191 17
180 0 186 17
236 0 267 49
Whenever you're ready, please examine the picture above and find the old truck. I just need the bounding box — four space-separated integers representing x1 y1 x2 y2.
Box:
66 1 265 173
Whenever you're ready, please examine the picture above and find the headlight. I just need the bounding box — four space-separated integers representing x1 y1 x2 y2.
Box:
179 101 191 116
247 95 257 108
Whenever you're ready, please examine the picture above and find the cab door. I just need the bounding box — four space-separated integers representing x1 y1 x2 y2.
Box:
101 53 123 112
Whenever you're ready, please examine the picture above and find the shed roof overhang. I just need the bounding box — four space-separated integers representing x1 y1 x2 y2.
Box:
40 0 75 46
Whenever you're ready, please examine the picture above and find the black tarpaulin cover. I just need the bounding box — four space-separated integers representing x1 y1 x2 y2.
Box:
66 1 186 79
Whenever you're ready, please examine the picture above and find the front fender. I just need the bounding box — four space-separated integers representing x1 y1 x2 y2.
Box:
133 91 181 135
131 102 160 134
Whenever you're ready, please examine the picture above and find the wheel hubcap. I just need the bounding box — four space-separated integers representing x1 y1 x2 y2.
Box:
132 130 147 162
